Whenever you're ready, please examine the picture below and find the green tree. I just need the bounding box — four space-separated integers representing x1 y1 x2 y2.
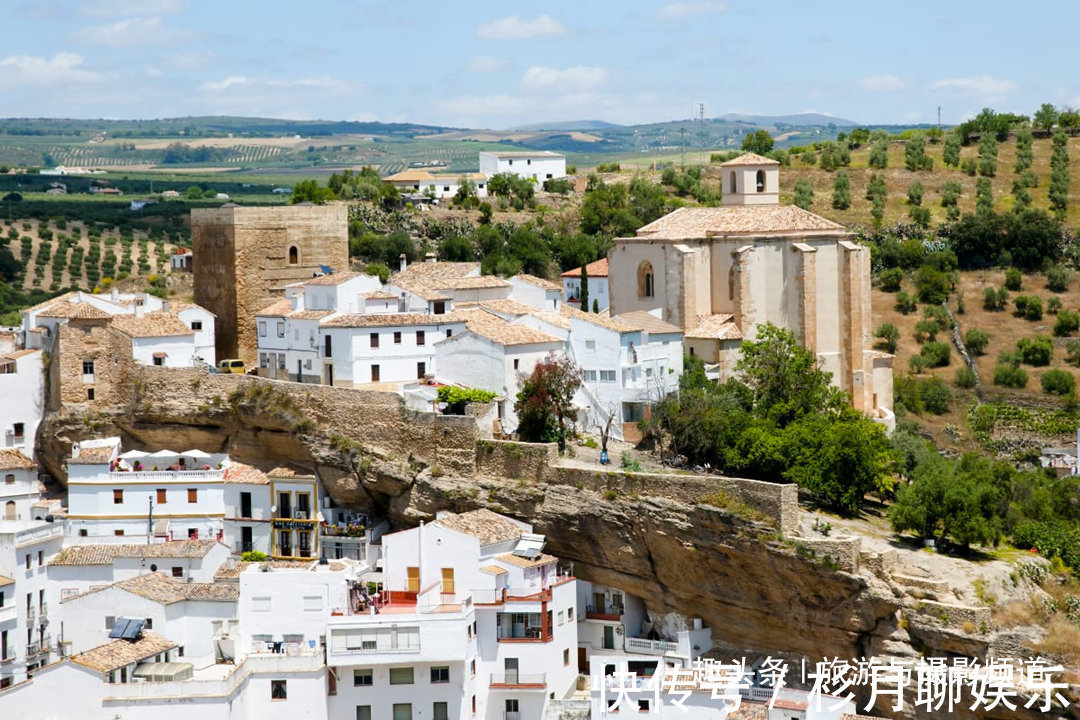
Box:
1016 335 1053 365
513 353 582 451
184 185 204 200
831 171 850 210
975 177 994 215
1034 102 1060 133
793 178 814 210
290 179 335 205
1012 177 1032 209
1054 310 1079 337
874 322 900 353
741 130 775 155
890 454 1004 548
1014 127 1034 173
904 135 933 171
965 328 990 355
438 235 473 262
1042 368 1075 395
1004 267 1023 291
1049 131 1070 218
579 265 589 314
907 181 924 206
1047 266 1069 292
942 133 962 167
868 140 888 169
878 267 903 292
977 134 998 177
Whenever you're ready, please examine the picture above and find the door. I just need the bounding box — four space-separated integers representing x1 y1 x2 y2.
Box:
240 492 252 518
241 526 253 554
593 592 605 615
278 492 291 519
4 501 14 520
441 568 455 594
504 658 519 685
406 566 419 593
603 625 615 650
297 359 302 382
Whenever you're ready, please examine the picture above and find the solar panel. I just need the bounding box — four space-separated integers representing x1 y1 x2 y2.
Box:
108 618 132 639
512 548 541 560
319 265 334 275
122 618 146 641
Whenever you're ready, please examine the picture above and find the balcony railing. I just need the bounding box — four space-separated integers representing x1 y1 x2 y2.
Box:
26 642 39 657
490 672 546 688
26 608 35 624
624 636 679 655
0 651 14 664
40 635 51 652
585 604 623 621
505 712 521 720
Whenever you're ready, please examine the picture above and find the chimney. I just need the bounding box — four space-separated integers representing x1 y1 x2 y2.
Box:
425 252 436 263
399 253 407 273
111 288 119 301
161 300 170 314
134 304 144 318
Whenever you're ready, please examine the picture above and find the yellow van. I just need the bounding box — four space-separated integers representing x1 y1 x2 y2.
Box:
216 359 246 374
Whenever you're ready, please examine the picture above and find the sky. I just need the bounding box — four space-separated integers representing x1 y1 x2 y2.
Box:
2 0 1078 129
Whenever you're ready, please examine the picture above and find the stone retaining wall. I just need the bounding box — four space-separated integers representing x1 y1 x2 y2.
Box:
912 600 991 630
796 536 861 572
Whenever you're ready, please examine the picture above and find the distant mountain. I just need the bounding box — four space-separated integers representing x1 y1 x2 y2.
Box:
507 120 623 132
716 112 859 127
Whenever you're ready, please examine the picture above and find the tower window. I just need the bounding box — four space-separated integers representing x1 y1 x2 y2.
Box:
756 170 765 193
637 261 654 299
730 171 737 194
288 246 299 265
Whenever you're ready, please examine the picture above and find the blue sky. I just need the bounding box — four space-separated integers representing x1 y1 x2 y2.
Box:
2 0 1076 128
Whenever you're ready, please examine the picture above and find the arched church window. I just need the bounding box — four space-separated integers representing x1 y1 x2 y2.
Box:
288 246 299 265
755 170 765 193
637 261 654 299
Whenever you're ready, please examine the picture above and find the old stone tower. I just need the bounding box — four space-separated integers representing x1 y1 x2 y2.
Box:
192 204 349 363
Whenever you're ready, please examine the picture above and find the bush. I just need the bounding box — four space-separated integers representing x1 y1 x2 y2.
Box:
994 364 1029 388
1004 267 1023 291
1013 295 1043 321
983 286 1008 311
920 341 952 367
1054 310 1079 337
1047 266 1069 292
1067 340 1080 366
240 551 267 562
909 355 926 374
914 266 951 304
1041 369 1076 395
964 328 990 355
895 291 916 314
1016 336 1053 366
954 366 977 388
620 452 642 472
874 323 900 353
878 267 903 292
1048 296 1063 314
896 375 951 414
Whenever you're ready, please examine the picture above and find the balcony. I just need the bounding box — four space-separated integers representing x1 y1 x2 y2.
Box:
26 642 39 657
505 713 521 720
0 605 15 624
26 608 35 625
39 603 48 623
40 635 51 652
496 614 551 643
585 604 623 622
490 672 546 690
624 637 678 655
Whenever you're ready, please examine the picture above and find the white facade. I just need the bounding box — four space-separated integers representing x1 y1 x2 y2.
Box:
0 451 40 522
507 275 562 312
562 259 610 313
0 350 44 453
322 315 469 387
479 152 566 183
0 520 64 685
177 304 217 366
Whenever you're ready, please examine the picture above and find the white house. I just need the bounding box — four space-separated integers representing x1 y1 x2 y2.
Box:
479 151 566 183
0 449 41 522
435 323 563 432
383 170 489 200
174 302 217 366
0 349 45 453
110 311 207 368
0 519 64 685
170 248 193 272
561 258 610 312
507 274 562 312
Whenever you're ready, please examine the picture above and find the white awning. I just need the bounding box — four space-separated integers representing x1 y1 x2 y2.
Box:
118 450 149 459
148 450 177 458
183 449 211 459
132 662 193 681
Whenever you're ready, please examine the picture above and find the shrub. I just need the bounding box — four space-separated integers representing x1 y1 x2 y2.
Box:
954 366 977 388
1054 310 1079 337
896 375 951 414
1004 267 1023 291
874 323 900 353
964 328 990 355
1047 266 1069 292
1016 336 1053 366
1041 369 1076 395
1013 295 1043 321
915 266 951 304
620 452 642 472
994 364 1029 388
1048 296 1063 314
1067 340 1080 366
878 267 903 292
920 341 952 367
983 286 1008 311
895 291 916 314
240 551 267 562
909 355 926 374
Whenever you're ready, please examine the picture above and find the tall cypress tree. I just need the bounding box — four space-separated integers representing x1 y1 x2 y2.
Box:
579 264 590 313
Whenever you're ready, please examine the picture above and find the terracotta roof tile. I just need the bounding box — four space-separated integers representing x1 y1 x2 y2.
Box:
224 462 268 485
50 539 221 566
0 575 14 587
384 169 436 183
719 152 780 167
38 301 111 320
458 299 537 317
321 312 471 329
256 299 294 317
635 205 846 239
479 564 508 575
433 275 510 290
68 445 118 465
511 274 561 291
1 348 41 360
433 509 525 546
561 258 608 278
68 573 239 605
562 305 638 333
496 552 557 569
288 309 335 319
612 310 683 335
71 630 179 674
304 271 364 287
463 323 560 347
686 314 743 340
0 448 36 470
110 313 195 338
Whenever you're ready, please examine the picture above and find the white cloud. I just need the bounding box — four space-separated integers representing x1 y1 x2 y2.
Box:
0 53 101 88
657 2 727 20
200 75 247 92
932 75 1017 96
81 0 183 16
75 16 193 47
476 14 565 39
858 74 905 92
521 66 608 92
467 55 505 73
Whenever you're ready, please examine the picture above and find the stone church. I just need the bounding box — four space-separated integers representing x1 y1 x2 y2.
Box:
608 153 893 424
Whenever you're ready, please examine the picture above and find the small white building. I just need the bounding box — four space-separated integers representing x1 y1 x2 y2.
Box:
0 449 40 521
384 170 489 200
0 349 44 453
562 258 610 313
0 519 64 685
110 312 207 368
173 302 217 366
479 151 566 183
507 274 562 312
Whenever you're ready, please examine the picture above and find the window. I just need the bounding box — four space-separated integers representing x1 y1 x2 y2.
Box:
105 616 115 629
114 529 125 537
470 659 476 677
558 610 565 625
240 491 252 517
191 321 203 331
417 362 426 379
303 595 321 611
24 555 30 569
599 370 617 383
416 331 425 346
153 355 164 366
430 666 449 683
730 170 737 194
389 667 414 685
259 322 267 337
583 370 597 382
271 679 287 700
637 261 654 298
353 668 373 686
187 488 198 503
3 475 12 485
260 353 269 368
172 567 183 577
37 551 43 566
433 702 448 720
392 704 412 720
277 322 285 338
585 340 596 353
82 360 95 375
567 607 574 622
371 364 380 382
446 329 452 338
564 648 571 666
78 529 88 537
288 246 299 265
12 423 24 439
356 707 371 720
513 359 519 370
506 699 520 715
370 333 379 348
87 388 95 401
728 266 735 301
324 335 332 357
443 186 450 192
433 301 446 315
393 332 402 345
756 169 766 193
252 596 271 612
